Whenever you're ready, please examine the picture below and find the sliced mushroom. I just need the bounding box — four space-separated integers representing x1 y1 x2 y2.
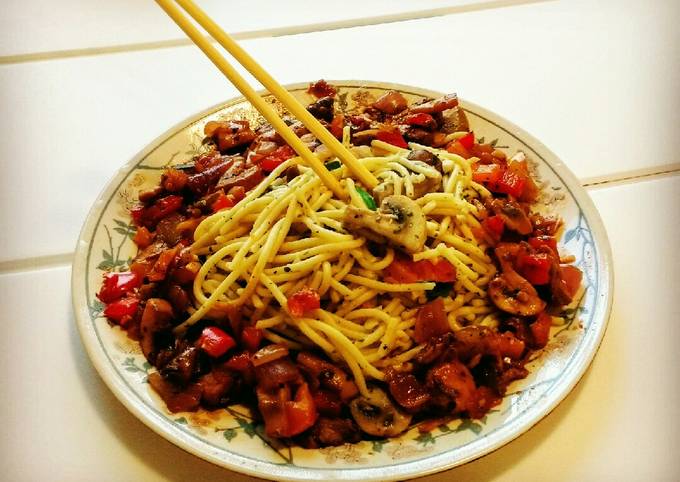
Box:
343 195 426 253
489 198 532 235
385 370 431 412
372 90 408 115
407 149 443 173
372 181 394 205
305 417 362 447
297 352 358 401
439 105 469 133
409 93 459 114
160 346 199 386
427 360 477 414
140 298 175 364
488 244 546 316
349 387 412 437
307 96 335 122
411 172 442 199
372 151 442 204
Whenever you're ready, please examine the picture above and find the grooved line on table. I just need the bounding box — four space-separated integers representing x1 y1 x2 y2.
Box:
0 0 551 65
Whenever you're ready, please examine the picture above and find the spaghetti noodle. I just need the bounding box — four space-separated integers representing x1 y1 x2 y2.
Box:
180 141 496 395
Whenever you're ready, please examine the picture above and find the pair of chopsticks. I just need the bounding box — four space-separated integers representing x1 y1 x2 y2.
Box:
155 0 378 199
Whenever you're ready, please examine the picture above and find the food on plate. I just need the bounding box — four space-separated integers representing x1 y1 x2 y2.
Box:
97 80 582 447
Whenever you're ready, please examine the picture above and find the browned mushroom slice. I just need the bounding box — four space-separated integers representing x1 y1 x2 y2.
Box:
440 105 470 133
407 149 443 173
343 195 426 253
426 360 477 414
489 198 533 235
488 269 546 316
139 298 175 364
349 387 412 437
372 90 408 115
488 244 547 316
409 93 459 114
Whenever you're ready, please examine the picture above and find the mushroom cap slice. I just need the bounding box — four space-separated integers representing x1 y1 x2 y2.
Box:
140 298 174 363
488 243 547 316
343 194 426 254
349 387 412 437
488 271 546 316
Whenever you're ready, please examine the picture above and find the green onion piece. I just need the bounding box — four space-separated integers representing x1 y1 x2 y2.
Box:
426 282 453 301
324 160 341 171
356 187 377 211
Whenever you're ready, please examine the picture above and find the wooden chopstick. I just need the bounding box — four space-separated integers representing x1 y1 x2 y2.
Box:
170 0 379 190
155 0 346 199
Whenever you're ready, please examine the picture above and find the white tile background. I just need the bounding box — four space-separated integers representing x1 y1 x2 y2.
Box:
1 0 679 480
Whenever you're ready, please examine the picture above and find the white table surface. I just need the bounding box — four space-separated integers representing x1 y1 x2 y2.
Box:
2 1 679 480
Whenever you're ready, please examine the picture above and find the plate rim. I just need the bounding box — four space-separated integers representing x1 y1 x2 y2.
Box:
71 80 614 481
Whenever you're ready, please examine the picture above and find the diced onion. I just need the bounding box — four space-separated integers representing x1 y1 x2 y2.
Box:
251 343 289 367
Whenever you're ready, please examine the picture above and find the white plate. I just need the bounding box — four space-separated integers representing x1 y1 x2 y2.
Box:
72 81 613 481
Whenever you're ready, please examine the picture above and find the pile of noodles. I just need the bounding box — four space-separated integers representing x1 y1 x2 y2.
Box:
177 133 498 396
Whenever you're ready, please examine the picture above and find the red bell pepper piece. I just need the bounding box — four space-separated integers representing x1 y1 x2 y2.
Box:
97 271 141 303
496 168 526 198
528 236 558 255
430 259 457 282
446 140 471 159
287 288 321 317
103 296 139 326
258 382 318 438
458 131 475 150
259 145 296 172
329 114 345 139
376 130 408 148
211 191 235 212
530 312 552 348
497 331 526 359
129 205 145 226
517 253 551 285
225 352 252 372
198 326 237 358
132 226 153 249
284 383 318 436
384 256 419 283
403 113 436 129
559 265 583 301
143 195 183 226
472 163 503 185
241 326 263 352
507 159 539 202
385 256 456 284
482 215 505 238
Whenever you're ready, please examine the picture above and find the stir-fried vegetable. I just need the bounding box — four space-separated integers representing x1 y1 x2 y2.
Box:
376 129 408 148
287 288 321 317
385 255 456 283
97 271 141 303
355 186 377 211
198 327 237 358
414 297 451 343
